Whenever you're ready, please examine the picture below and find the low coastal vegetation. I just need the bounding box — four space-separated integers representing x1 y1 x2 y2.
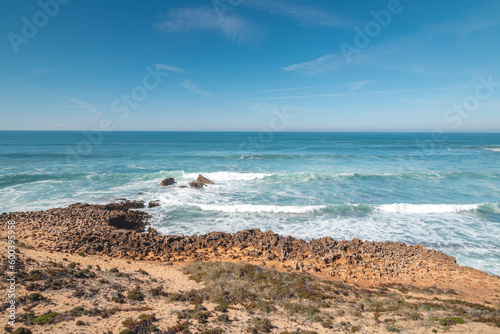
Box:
1 243 499 333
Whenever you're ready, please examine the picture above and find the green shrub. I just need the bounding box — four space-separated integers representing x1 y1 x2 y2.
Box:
33 312 57 325
440 317 465 326
127 291 144 301
202 329 223 334
70 306 85 316
217 314 230 323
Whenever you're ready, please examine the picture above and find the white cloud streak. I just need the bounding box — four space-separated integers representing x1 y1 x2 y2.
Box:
155 6 258 43
54 98 103 117
283 11 500 74
178 79 214 97
153 63 185 73
245 87 457 100
244 0 354 27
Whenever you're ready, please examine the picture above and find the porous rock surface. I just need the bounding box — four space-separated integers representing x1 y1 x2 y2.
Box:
1 203 499 304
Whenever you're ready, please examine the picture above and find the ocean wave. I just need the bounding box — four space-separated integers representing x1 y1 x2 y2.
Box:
2 169 498 190
262 171 500 182
484 148 500 152
177 170 500 183
374 203 499 214
191 203 325 214
378 203 480 214
184 202 499 215
183 171 271 181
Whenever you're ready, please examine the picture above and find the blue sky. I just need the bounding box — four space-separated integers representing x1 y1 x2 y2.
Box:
0 0 499 131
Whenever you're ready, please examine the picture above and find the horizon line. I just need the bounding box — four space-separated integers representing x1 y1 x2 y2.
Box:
0 130 499 134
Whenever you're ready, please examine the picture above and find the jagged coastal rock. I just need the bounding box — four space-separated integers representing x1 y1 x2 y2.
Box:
160 178 176 186
2 202 500 306
105 199 145 210
185 175 215 189
148 200 160 208
187 174 215 189
189 181 204 189
196 174 215 185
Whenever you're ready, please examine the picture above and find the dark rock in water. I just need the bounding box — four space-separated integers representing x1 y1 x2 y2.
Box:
179 185 188 189
160 178 176 186
148 200 160 208
105 200 145 211
197 174 214 185
189 181 204 189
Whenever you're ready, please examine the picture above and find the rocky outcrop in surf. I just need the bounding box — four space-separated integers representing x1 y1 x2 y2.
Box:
160 178 176 186
196 174 214 185
186 175 215 189
148 200 160 208
189 181 204 189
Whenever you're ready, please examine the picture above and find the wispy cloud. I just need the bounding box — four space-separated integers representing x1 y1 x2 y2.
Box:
54 98 103 118
153 63 185 73
178 79 214 97
246 87 457 100
282 11 500 74
282 53 347 73
217 86 316 97
347 80 380 91
244 0 354 27
155 6 258 43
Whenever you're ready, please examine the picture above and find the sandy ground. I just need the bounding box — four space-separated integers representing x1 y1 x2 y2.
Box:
2 239 500 334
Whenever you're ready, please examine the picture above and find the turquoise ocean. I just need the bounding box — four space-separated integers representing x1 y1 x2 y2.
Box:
1 131 499 275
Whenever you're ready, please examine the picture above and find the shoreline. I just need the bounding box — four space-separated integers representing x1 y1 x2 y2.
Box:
1 201 500 333
2 202 500 303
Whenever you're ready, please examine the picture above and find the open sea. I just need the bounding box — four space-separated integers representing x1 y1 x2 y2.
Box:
1 131 499 275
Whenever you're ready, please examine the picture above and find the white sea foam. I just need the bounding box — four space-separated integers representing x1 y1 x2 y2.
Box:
191 203 325 214
484 148 500 152
378 203 480 214
182 171 271 182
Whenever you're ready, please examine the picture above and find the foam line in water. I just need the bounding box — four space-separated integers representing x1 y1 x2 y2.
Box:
378 203 481 214
182 171 271 181
181 202 499 215
192 203 325 213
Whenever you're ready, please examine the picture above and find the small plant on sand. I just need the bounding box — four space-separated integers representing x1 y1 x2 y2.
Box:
70 306 85 316
386 325 400 332
26 293 45 302
33 312 57 325
440 317 465 326
217 314 230 323
202 329 224 334
249 317 273 333
149 286 165 297
127 287 145 301
138 268 149 275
